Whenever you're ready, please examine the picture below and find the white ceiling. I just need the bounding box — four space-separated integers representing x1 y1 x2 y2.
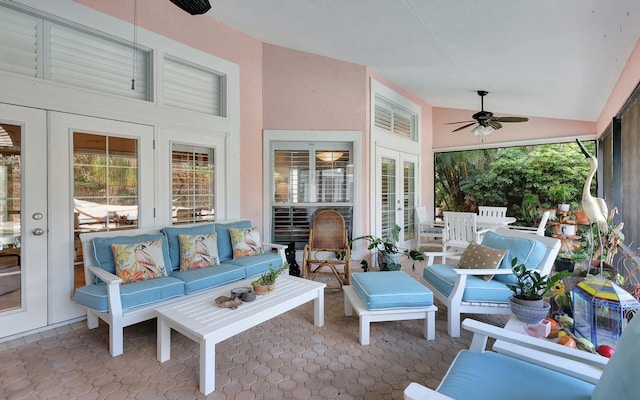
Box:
210 0 640 122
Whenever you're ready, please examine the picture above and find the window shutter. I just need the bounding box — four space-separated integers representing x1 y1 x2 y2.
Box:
164 57 226 116
0 7 38 77
47 23 149 100
375 96 416 139
374 103 392 132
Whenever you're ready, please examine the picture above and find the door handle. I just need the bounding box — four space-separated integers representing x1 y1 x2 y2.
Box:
32 228 45 236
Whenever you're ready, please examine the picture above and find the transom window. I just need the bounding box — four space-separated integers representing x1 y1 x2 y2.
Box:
374 95 417 140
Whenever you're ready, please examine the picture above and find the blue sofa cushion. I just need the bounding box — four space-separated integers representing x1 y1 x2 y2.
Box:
481 231 546 284
351 271 433 310
215 220 252 261
91 234 171 277
169 263 245 295
161 223 216 270
74 276 185 312
438 350 594 400
224 252 283 278
423 264 513 303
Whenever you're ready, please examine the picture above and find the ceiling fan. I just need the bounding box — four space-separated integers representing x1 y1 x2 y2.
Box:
446 90 529 136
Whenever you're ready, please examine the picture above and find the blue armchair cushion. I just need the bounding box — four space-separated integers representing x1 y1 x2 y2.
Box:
91 234 171 277
169 263 245 295
351 271 433 310
438 350 594 400
215 220 252 261
224 252 283 278
423 264 513 303
74 276 185 312
161 223 216 270
481 231 546 284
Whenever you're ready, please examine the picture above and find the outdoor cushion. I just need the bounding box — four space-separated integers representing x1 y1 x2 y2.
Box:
178 232 220 271
170 263 245 295
423 264 513 303
215 220 252 261
224 252 283 278
458 243 506 281
74 276 185 312
112 239 169 283
481 231 546 284
162 223 216 270
230 227 263 259
91 234 172 277
351 271 433 310
437 350 594 400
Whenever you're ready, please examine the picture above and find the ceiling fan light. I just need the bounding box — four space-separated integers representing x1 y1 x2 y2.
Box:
471 125 495 136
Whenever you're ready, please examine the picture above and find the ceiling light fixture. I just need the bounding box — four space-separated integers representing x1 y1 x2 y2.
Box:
471 125 495 136
316 152 343 162
169 0 212 15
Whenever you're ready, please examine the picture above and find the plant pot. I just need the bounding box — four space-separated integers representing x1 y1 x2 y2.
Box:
509 297 550 324
560 223 576 236
572 210 590 225
554 257 574 273
377 252 401 271
558 204 570 212
252 282 275 295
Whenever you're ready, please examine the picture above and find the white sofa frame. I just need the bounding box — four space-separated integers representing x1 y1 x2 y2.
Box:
78 222 286 357
422 228 561 337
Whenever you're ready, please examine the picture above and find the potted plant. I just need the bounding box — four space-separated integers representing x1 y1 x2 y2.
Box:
549 184 576 212
251 263 289 295
350 224 424 271
506 258 571 323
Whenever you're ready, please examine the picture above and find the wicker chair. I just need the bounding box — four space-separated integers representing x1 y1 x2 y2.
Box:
302 210 350 289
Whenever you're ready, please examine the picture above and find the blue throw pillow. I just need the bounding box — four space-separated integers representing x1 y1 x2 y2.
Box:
481 231 546 284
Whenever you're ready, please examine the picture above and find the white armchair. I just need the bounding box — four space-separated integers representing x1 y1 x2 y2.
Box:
422 228 560 337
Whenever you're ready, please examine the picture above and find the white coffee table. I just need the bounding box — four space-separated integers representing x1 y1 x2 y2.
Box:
155 275 326 395
493 316 607 384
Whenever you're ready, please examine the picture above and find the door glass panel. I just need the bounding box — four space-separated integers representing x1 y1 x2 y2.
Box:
172 144 215 224
403 160 416 240
0 123 21 312
73 132 138 289
380 157 396 238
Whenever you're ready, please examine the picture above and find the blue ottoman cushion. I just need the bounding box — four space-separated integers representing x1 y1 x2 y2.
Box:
423 264 513 303
351 271 433 310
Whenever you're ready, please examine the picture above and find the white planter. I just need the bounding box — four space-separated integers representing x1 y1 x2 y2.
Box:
560 224 576 236
558 204 570 212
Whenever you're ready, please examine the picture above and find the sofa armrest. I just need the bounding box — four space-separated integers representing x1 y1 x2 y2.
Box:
88 265 124 315
262 242 287 264
403 382 453 400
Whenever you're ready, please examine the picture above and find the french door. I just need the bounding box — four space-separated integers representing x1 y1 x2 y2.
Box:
0 104 48 337
375 147 418 250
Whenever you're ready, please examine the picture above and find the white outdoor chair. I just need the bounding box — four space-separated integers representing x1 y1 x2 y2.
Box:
416 206 443 250
509 210 551 236
441 212 487 262
477 206 508 230
405 315 638 400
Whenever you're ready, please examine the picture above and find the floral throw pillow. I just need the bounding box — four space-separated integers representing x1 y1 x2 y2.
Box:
178 232 220 271
229 227 263 259
112 239 168 283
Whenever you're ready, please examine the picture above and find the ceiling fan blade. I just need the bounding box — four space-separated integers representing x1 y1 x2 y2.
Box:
495 116 529 123
452 122 476 132
488 120 502 130
444 120 474 125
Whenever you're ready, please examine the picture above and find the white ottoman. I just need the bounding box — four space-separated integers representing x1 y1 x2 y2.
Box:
344 271 437 345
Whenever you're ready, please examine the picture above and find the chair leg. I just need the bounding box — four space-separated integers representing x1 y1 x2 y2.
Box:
109 321 124 357
447 306 461 338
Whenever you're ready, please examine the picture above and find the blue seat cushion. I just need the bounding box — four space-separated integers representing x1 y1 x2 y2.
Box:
224 253 283 278
74 276 185 312
481 231 546 284
161 223 216 270
438 350 594 400
90 234 172 277
215 220 252 261
169 263 245 295
423 264 513 303
351 271 433 310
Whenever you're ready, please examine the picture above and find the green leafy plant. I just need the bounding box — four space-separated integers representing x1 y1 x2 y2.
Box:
506 258 571 301
349 224 424 271
254 264 289 286
549 185 577 205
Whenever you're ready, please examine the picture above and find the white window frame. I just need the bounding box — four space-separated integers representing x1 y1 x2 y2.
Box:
263 130 362 246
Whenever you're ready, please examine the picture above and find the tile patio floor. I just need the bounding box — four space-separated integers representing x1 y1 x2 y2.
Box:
0 266 508 400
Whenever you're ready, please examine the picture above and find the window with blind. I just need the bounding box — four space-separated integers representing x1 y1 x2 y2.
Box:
374 95 417 140
164 57 227 117
171 144 215 224
0 3 151 101
271 144 353 249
